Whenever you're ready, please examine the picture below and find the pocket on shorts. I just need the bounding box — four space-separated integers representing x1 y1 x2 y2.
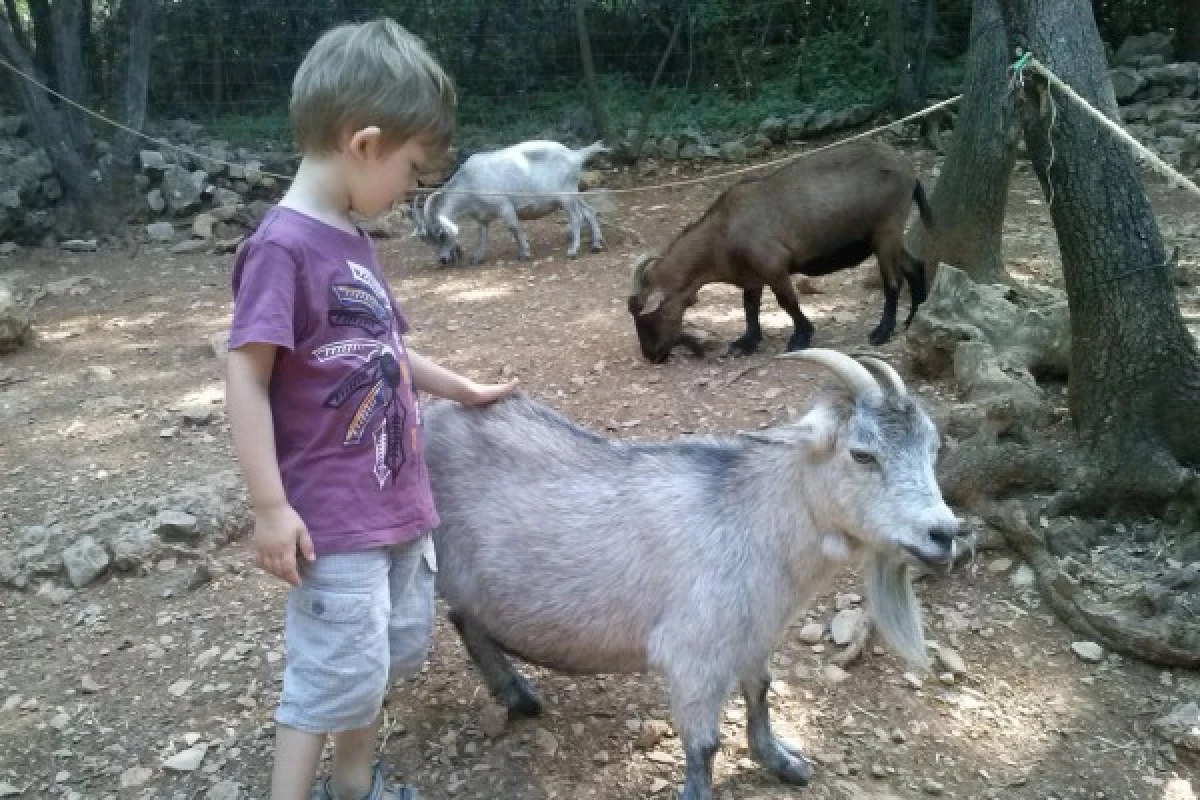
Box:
290 587 371 625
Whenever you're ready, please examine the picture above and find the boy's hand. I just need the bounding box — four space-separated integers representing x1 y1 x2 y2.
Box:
463 378 520 407
253 503 315 587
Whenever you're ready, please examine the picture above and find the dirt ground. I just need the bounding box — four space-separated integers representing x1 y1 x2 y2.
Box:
1 143 1199 800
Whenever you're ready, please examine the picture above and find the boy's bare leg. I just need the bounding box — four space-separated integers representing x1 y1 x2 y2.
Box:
271 724 326 800
331 717 380 799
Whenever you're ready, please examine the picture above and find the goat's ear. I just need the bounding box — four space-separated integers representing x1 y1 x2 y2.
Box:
437 214 459 238
792 404 839 457
639 289 665 316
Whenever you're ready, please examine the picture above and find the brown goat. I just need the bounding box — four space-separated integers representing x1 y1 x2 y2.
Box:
627 141 933 363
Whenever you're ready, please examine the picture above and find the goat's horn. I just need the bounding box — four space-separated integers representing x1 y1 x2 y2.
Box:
629 253 656 294
852 354 907 396
776 348 883 401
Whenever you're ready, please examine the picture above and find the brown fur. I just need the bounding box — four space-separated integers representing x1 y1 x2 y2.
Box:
629 142 933 363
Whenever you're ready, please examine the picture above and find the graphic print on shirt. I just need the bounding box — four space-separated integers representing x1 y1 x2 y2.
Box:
316 260 417 488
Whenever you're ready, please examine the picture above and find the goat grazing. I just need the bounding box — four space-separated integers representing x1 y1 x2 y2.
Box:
415 140 608 265
628 141 933 363
425 349 960 800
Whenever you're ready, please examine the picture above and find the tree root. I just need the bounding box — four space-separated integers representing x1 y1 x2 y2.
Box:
984 500 1200 668
937 433 1063 512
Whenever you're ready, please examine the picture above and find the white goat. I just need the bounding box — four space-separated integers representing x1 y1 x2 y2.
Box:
416 140 608 265
424 349 960 800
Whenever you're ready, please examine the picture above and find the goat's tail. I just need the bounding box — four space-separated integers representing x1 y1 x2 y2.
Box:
577 140 611 163
913 180 934 229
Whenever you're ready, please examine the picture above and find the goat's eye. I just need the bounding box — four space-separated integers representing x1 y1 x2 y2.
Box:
850 449 878 466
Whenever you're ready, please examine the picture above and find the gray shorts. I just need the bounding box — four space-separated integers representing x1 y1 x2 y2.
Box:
276 535 437 734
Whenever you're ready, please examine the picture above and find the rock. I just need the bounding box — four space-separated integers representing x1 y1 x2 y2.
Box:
719 140 748 162
902 671 924 689
987 557 1012 573
1070 641 1105 663
934 646 967 676
86 365 115 382
0 782 21 797
636 719 671 750
109 524 163 571
182 405 214 426
678 143 703 161
214 187 241 207
1163 778 1196 800
659 136 679 161
830 608 867 646
145 188 166 214
193 213 218 239
479 703 508 738
760 116 787 144
1153 702 1200 753
244 161 264 187
591 750 610 764
154 510 199 540
923 778 945 795
1109 67 1145 103
81 675 104 693
163 744 207 771
161 165 203 214
0 242 17 256
579 170 604 190
206 781 242 800
0 278 32 354
61 535 110 588
60 239 98 252
356 208 408 239
1114 32 1174 66
170 238 210 254
534 727 558 757
798 622 825 644
0 114 25 136
787 110 815 139
1011 564 1036 588
906 265 1069 425
167 679 193 697
119 766 154 788
835 592 861 610
209 330 231 362
823 664 850 684
146 221 175 242
139 150 168 171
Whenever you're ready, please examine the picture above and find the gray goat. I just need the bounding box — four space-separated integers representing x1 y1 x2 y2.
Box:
424 349 960 800
415 140 608 265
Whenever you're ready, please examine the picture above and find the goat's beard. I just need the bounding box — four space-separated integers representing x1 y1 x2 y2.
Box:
864 551 930 667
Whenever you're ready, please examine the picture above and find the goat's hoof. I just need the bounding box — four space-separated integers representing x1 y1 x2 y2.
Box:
498 675 543 717
867 328 892 346
756 740 812 786
784 336 813 353
727 337 761 358
590 243 605 253
566 250 579 259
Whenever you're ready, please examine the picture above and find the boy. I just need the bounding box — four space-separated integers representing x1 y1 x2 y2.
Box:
225 19 516 800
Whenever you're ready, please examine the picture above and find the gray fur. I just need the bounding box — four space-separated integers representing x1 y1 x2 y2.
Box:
425 354 958 800
418 140 608 265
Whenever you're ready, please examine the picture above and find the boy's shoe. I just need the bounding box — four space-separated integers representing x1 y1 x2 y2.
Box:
317 764 418 800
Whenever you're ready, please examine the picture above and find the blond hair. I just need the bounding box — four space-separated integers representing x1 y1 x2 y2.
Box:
290 18 456 155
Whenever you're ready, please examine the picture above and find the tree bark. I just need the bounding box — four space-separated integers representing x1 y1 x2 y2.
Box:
1178 0 1200 62
909 0 1017 285
3 0 29 55
50 0 94 159
998 0 1200 509
887 0 935 114
27 0 55 90
0 12 99 230
575 0 611 143
632 13 683 159
113 0 154 165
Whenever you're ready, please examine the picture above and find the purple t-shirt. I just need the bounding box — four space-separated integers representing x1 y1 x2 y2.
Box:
229 206 438 555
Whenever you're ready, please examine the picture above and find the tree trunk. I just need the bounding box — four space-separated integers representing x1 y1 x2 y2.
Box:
632 13 683 159
27 0 55 90
1179 0 1200 62
998 0 1200 509
887 0 921 113
50 0 94 159
113 0 154 165
3 0 29 55
909 0 1017 284
912 0 937 98
574 0 611 143
0 12 100 231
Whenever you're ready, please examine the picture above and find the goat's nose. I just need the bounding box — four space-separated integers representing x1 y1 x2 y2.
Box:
928 524 960 553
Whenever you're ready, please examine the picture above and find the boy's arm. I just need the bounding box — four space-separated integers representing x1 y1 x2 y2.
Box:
226 343 314 586
408 350 518 406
